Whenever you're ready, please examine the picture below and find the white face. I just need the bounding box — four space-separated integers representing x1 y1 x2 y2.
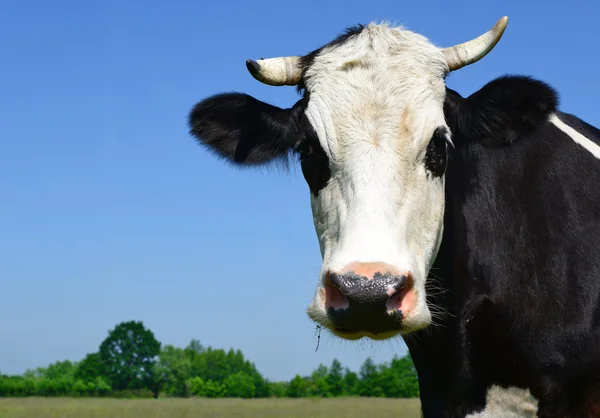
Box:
191 17 505 340
302 23 451 340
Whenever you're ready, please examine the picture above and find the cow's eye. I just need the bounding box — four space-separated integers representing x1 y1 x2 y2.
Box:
425 127 452 177
299 141 313 157
293 138 314 158
296 124 331 196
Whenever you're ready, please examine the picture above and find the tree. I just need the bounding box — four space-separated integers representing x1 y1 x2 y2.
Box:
24 360 77 380
286 375 310 398
184 339 204 359
43 360 78 380
74 353 106 384
201 348 229 383
98 320 161 394
268 381 288 397
310 364 330 397
184 345 268 397
187 376 205 396
154 345 192 396
343 368 359 396
386 355 419 397
326 359 344 396
358 357 383 397
203 380 226 398
224 372 256 398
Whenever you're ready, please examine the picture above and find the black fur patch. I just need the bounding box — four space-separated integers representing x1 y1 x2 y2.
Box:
188 92 332 195
410 74 600 417
188 93 305 166
297 118 331 196
444 75 559 147
425 127 450 177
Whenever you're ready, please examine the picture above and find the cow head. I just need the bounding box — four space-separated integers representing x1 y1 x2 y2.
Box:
188 17 508 340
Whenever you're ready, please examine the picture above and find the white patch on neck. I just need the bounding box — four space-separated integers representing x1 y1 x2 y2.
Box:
465 385 538 418
549 113 600 160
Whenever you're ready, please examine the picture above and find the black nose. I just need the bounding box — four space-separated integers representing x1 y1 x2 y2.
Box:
325 272 408 334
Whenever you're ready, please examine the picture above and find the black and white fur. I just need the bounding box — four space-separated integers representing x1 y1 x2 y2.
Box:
408 76 600 417
188 23 600 417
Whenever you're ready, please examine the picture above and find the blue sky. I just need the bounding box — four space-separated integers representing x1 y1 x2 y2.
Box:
1 0 598 381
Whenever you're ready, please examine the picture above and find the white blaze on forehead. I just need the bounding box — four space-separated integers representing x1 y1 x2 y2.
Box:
304 22 450 333
303 23 449 154
302 22 449 179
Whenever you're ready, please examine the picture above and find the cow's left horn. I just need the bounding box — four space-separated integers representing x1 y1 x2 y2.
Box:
246 56 302 86
442 16 508 71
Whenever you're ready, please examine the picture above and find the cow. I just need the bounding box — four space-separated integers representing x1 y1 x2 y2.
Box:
187 16 600 417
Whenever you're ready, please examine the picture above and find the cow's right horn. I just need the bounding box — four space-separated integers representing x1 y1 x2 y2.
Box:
442 16 508 71
246 56 302 86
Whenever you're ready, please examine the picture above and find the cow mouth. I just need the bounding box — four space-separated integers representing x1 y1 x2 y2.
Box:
307 271 430 341
329 326 405 341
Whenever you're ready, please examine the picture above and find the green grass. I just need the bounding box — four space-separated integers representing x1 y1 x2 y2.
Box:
0 397 422 418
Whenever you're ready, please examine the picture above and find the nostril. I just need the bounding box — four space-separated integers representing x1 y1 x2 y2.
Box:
325 276 349 311
386 274 415 314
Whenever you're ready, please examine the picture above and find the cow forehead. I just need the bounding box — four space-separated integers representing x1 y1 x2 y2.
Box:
303 22 449 89
301 23 449 160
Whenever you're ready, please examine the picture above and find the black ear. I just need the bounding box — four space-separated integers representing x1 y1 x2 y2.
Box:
188 93 303 166
445 75 559 147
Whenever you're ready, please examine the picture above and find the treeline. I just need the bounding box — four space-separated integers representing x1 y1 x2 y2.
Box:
0 320 419 399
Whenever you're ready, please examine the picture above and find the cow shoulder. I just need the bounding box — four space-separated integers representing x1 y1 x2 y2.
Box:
444 75 559 147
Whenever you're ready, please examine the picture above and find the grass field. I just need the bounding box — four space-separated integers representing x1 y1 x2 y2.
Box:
0 397 422 418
